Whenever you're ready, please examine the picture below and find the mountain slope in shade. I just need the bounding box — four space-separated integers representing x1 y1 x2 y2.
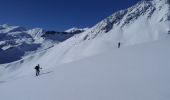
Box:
0 24 83 64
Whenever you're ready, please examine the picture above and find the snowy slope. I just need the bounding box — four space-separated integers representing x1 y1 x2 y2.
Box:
0 24 81 64
0 0 170 78
51 0 170 63
0 38 170 100
77 0 170 45
0 1 170 99
1 0 169 65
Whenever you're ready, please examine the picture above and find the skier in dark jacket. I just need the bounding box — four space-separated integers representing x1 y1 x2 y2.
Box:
118 42 121 48
35 64 42 76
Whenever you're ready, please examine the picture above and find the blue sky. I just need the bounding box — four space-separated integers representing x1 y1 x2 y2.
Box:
0 0 140 31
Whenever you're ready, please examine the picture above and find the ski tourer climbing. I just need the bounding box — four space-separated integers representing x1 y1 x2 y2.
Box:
118 42 121 48
35 64 42 76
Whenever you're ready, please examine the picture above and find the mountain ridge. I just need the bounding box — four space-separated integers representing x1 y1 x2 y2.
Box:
0 0 170 69
0 24 86 64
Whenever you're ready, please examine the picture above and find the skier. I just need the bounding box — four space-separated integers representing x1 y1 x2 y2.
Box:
35 64 42 76
118 42 121 48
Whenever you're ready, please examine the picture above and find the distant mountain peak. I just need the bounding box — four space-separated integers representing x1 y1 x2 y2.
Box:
65 27 89 33
74 0 170 45
153 0 168 3
1 24 9 28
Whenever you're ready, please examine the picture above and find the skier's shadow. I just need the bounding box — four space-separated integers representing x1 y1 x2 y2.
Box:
39 71 53 76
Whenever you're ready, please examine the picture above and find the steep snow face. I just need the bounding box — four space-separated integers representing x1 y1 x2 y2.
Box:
77 0 170 45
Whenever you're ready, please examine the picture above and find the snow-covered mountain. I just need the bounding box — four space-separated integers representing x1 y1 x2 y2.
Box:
47 0 170 63
78 0 170 45
0 0 170 99
0 24 83 64
0 0 169 68
1 0 169 64
0 0 169 76
65 27 89 34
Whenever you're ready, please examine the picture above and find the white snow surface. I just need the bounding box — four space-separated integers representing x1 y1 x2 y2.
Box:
0 0 169 79
0 0 170 99
0 38 170 100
